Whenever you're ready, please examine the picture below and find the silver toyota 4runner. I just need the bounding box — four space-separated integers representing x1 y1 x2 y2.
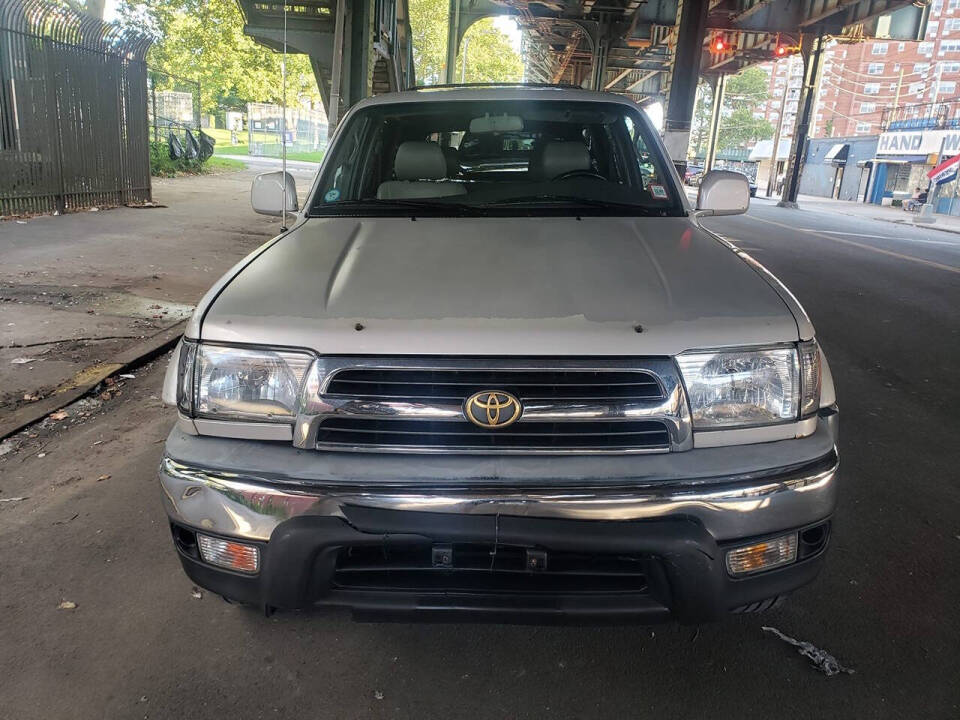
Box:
160 86 838 623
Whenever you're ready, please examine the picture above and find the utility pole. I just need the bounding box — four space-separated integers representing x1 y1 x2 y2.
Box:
766 78 788 197
704 74 725 173
460 36 470 83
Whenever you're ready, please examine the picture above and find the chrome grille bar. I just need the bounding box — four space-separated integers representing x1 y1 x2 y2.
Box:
293 357 692 454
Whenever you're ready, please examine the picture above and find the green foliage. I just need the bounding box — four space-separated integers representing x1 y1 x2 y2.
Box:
409 0 522 84
117 0 319 115
149 140 243 176
692 67 774 157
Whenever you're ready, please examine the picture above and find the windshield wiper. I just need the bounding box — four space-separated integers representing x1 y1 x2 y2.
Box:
312 198 483 215
476 195 666 214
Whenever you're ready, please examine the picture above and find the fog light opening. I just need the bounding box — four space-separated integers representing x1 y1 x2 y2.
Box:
726 533 798 576
197 534 260 574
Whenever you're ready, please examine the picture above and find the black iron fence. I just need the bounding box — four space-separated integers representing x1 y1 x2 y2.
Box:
0 0 152 216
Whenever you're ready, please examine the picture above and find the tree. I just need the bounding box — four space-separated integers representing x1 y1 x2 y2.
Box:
409 0 522 85
116 0 319 115
691 66 774 157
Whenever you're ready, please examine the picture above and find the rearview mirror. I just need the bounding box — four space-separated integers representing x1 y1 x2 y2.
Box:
251 171 298 216
469 114 523 133
696 170 749 216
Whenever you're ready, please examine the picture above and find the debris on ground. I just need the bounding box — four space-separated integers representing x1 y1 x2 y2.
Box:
11 357 38 364
374 691 384 701
0 439 15 457
48 410 68 421
190 587 202 600
119 373 136 379
762 626 855 677
97 474 111 482
0 497 28 504
58 600 77 610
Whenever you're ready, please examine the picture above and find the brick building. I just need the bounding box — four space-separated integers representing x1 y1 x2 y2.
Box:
752 0 960 140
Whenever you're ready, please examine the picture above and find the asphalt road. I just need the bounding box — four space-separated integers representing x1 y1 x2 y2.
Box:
1 198 958 719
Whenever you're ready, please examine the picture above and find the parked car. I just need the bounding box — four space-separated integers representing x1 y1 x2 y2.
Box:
160 86 838 623
684 165 703 185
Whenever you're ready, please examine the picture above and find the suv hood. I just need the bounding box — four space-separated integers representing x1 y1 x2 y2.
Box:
196 216 799 356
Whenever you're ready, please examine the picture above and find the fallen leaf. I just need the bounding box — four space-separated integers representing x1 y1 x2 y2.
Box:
49 410 68 421
58 600 77 610
97 474 111 482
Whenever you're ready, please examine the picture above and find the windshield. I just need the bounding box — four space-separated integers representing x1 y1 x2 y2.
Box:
309 99 684 217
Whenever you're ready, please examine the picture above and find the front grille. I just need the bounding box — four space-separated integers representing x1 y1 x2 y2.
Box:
325 368 663 402
316 417 671 451
333 543 651 594
305 359 689 454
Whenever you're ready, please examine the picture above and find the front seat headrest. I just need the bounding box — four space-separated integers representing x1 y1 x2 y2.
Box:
534 141 592 180
394 141 448 180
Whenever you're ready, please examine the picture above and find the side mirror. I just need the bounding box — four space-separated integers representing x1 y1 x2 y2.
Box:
696 170 749 216
251 171 298 216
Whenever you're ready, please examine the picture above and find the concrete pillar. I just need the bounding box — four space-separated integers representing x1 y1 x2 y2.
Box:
664 0 709 176
703 74 725 173
779 30 825 207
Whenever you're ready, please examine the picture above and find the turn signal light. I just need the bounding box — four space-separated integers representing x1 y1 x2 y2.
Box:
197 534 260 573
726 533 797 575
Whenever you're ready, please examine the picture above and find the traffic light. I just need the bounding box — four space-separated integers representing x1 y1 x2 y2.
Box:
712 36 727 53
775 44 788 57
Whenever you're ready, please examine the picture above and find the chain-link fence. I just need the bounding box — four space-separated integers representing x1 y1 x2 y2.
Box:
246 102 328 157
148 69 200 139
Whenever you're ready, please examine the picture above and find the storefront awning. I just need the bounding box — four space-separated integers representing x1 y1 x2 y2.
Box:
857 158 910 167
824 143 850 165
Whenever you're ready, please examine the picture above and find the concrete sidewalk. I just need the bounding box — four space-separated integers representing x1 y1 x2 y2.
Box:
756 192 960 235
0 167 311 423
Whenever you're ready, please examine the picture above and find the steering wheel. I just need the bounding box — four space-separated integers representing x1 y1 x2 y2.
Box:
552 169 606 182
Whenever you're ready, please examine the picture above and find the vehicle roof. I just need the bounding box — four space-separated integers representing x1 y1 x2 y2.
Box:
351 84 642 110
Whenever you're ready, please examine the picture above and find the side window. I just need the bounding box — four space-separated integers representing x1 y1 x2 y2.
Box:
629 118 658 189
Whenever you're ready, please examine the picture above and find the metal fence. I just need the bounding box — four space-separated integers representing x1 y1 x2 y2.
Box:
0 0 152 216
246 102 328 157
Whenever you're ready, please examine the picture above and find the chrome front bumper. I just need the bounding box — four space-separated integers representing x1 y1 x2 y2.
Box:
159 448 838 544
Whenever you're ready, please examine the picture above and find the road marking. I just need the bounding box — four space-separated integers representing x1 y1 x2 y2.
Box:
747 214 960 275
808 229 960 246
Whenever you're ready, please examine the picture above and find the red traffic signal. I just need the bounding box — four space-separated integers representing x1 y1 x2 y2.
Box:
775 45 787 57
712 37 727 52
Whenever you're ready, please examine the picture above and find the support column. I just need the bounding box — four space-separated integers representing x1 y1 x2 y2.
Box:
779 29 825 207
664 0 709 176
703 74 725 173
590 22 610 91
444 0 461 84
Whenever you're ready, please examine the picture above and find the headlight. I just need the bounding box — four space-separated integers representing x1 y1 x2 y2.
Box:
677 342 820 429
177 341 313 422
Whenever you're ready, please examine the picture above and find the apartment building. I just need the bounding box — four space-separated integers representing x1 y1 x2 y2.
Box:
753 0 960 139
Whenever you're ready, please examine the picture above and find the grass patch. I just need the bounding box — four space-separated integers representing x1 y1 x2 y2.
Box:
205 156 246 171
203 127 325 163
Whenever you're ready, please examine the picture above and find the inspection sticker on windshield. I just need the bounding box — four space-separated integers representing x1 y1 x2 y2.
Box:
650 184 668 199
324 189 341 202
